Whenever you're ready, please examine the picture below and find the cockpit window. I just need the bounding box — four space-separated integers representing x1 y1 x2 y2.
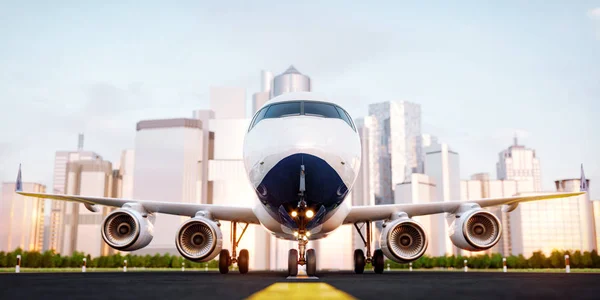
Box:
303 102 340 118
248 100 356 132
264 102 301 119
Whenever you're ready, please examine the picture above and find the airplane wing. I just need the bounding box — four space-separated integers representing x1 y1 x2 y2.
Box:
14 166 259 224
344 164 588 224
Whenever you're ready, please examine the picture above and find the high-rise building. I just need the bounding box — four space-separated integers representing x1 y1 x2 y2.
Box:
0 182 46 252
192 109 216 205
48 149 103 253
132 118 204 255
496 138 541 192
261 70 273 92
368 101 422 205
252 70 274 114
593 200 600 251
119 149 135 199
252 92 270 114
270 65 311 98
62 159 117 257
209 87 246 119
461 175 519 256
510 178 595 257
395 174 440 256
423 139 460 255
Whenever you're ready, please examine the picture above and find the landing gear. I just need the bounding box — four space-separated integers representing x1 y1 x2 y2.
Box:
218 221 250 274
288 249 298 276
354 249 366 274
353 221 385 274
372 249 385 274
287 164 318 277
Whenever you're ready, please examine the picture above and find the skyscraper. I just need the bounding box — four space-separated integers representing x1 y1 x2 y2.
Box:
270 65 311 98
132 118 204 255
209 87 247 119
496 138 541 191
0 182 46 252
49 149 103 253
368 101 422 205
510 178 595 257
62 159 117 257
423 139 460 255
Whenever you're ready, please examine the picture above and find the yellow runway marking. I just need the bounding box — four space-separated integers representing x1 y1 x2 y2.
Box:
247 282 356 300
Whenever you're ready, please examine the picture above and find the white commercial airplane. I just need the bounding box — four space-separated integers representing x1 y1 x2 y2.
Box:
16 92 587 276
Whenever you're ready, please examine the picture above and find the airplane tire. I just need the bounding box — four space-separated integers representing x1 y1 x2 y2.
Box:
354 249 366 274
219 249 230 274
288 249 298 276
238 249 249 274
306 249 317 276
373 249 385 274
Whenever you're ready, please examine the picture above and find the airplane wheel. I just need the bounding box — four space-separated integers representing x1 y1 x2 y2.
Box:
288 249 298 276
238 249 249 274
354 249 366 274
219 249 231 274
373 249 384 274
306 249 317 276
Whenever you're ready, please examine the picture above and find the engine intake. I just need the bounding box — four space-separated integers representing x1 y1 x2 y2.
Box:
101 208 154 251
381 218 428 263
450 209 502 251
175 217 222 262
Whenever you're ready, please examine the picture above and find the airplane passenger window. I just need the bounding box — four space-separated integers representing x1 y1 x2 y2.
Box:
303 102 341 118
263 102 301 119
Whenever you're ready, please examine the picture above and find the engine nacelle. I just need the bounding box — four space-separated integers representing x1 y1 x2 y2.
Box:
101 207 154 251
381 218 428 263
175 217 223 262
449 208 502 251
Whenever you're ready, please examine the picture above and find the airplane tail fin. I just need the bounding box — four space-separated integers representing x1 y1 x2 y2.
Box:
15 164 22 192
580 164 588 192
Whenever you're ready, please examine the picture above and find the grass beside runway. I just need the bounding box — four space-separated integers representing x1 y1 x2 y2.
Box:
0 267 220 273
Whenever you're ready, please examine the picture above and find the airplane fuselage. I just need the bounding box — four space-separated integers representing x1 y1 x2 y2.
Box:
243 92 361 240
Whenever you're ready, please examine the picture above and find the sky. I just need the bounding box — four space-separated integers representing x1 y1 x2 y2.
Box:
0 1 599 199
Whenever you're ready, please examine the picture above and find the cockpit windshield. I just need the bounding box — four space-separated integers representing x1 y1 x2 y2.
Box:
248 101 355 132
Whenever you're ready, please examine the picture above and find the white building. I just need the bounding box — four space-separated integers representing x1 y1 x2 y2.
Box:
423 139 460 255
49 149 103 253
0 182 46 252
593 200 600 251
270 65 311 98
252 70 273 114
132 118 204 255
395 174 440 256
496 138 541 192
62 159 116 257
119 149 135 199
209 87 247 119
510 178 595 257
368 101 422 205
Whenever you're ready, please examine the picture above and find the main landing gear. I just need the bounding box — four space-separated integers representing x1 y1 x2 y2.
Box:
288 164 317 277
219 221 250 274
354 221 385 274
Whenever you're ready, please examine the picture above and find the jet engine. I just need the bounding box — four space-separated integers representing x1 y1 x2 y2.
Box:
381 218 428 263
175 217 223 262
101 207 154 251
449 209 502 251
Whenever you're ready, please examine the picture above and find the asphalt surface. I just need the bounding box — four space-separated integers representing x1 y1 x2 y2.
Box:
1 271 599 300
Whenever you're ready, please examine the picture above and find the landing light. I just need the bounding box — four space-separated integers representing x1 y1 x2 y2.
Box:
303 236 308 241
291 211 298 217
306 232 311 237
306 210 314 218
293 231 298 237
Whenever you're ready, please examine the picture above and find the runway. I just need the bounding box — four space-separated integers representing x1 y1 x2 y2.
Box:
1 271 599 300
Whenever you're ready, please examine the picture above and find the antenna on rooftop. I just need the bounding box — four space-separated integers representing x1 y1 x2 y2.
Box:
78 133 84 150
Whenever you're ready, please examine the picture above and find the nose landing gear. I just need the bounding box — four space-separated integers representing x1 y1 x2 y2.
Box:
287 164 317 277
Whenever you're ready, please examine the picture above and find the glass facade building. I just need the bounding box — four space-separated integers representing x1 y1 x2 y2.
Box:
270 66 311 98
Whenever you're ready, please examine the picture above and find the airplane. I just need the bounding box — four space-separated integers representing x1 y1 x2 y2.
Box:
15 91 587 276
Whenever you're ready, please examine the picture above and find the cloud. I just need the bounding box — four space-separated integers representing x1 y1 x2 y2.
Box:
588 8 600 19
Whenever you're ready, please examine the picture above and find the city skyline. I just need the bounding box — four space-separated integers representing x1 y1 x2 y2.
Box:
0 2 597 200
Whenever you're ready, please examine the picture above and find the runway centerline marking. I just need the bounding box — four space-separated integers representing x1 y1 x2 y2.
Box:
246 282 356 300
